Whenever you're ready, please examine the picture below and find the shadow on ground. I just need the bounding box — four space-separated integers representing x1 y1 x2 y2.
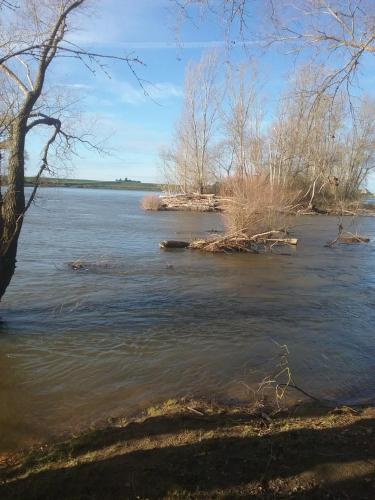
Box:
1 403 375 499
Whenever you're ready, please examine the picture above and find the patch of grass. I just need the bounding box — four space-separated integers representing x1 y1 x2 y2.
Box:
146 399 181 416
1 400 374 499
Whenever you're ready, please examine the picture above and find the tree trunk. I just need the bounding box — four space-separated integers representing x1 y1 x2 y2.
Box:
0 238 20 299
0 120 26 301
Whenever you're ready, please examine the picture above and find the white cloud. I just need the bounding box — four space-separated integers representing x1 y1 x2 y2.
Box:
111 80 183 105
62 83 93 90
111 40 258 50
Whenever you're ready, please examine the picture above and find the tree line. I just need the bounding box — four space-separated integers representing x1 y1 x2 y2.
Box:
161 52 374 208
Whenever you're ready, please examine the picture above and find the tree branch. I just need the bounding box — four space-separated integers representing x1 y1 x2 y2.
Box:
0 63 29 94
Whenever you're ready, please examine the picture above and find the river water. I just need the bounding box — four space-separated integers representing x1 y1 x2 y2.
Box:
0 188 375 451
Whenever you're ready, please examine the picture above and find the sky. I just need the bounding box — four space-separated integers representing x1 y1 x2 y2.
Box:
24 0 375 187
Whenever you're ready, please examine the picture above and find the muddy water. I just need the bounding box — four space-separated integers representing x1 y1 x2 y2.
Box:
0 188 375 451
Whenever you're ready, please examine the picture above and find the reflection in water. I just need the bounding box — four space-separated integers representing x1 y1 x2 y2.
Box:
0 188 375 451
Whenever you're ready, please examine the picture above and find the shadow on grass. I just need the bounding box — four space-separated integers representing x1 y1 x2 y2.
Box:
1 409 374 499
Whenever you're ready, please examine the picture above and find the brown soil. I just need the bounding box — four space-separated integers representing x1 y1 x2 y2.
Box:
0 399 374 499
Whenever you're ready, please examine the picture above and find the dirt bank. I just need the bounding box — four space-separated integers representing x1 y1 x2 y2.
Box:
0 399 374 499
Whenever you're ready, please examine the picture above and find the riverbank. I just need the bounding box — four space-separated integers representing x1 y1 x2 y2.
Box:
23 177 162 191
147 193 375 215
1 399 374 499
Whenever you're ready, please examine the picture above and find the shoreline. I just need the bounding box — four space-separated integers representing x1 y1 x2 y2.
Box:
23 181 162 192
1 398 374 499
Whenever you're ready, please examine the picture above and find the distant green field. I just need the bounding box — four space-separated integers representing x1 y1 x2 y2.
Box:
23 177 162 191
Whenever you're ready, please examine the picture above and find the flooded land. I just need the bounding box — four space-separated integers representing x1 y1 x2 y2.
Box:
0 188 375 452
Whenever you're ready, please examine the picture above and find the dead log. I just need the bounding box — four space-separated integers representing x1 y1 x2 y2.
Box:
265 238 298 245
338 235 370 244
159 240 190 249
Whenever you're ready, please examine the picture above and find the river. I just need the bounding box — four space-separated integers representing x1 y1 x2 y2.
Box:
0 188 374 451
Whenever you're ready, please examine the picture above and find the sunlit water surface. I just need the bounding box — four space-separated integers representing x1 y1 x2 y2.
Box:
1 188 375 451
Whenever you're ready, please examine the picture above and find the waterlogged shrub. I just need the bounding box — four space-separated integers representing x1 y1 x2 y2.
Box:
221 174 300 236
141 194 162 211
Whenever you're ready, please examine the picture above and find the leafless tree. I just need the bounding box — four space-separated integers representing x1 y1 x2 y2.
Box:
162 51 221 193
339 96 375 198
0 0 144 300
267 64 374 206
177 2 375 205
267 0 375 98
221 63 263 178
174 1 374 100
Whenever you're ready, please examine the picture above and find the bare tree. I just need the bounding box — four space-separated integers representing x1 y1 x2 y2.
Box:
339 96 375 198
268 65 343 189
174 1 374 99
162 51 221 193
268 0 375 97
267 64 374 206
173 2 374 212
0 0 143 300
221 63 263 178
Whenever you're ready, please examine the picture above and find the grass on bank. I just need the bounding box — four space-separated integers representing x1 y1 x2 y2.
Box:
22 177 162 191
1 399 374 499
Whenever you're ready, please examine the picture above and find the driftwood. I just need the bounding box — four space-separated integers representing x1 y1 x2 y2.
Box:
326 228 370 247
338 234 370 244
160 230 298 253
160 193 222 212
159 240 190 249
298 206 375 217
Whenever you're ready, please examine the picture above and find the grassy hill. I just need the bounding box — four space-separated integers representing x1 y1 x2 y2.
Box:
23 177 162 191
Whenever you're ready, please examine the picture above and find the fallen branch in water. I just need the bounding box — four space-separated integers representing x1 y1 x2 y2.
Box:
338 232 370 244
326 228 370 247
160 230 298 253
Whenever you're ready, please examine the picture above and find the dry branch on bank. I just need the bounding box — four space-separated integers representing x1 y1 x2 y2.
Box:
160 193 222 212
141 193 223 212
297 205 375 217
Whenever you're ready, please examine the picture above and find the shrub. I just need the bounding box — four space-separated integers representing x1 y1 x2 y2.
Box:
221 174 300 236
141 194 162 211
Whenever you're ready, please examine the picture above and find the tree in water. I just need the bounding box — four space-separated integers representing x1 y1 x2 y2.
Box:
0 0 142 300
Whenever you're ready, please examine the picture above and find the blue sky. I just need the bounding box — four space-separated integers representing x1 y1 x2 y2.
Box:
26 0 375 186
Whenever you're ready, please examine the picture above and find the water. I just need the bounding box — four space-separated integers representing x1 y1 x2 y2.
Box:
1 188 375 451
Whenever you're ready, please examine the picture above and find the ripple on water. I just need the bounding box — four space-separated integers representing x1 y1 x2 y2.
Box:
0 188 375 451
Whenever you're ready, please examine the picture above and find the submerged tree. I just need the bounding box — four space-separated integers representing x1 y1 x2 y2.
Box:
0 0 142 300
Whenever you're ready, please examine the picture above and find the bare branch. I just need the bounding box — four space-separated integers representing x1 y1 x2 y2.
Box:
0 63 28 94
